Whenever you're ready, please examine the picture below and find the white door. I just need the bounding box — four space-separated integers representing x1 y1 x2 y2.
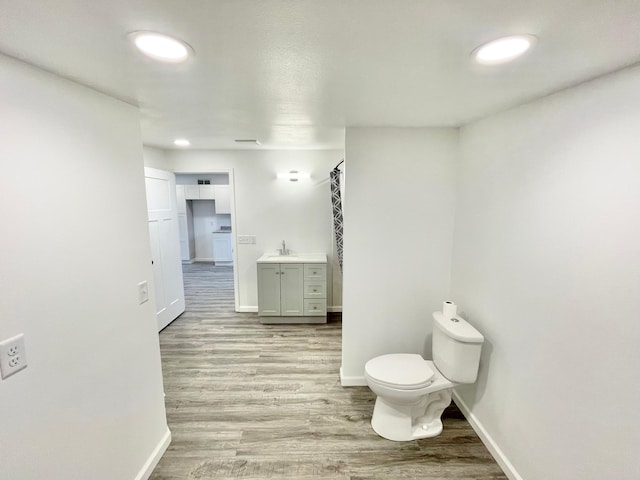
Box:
145 167 186 331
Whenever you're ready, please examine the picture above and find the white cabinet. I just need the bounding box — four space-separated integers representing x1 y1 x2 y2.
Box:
199 185 215 199
213 232 233 263
257 260 326 324
184 185 199 199
184 185 215 200
175 185 192 260
214 185 231 214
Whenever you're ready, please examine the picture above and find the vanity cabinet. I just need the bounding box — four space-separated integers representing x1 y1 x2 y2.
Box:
257 256 327 324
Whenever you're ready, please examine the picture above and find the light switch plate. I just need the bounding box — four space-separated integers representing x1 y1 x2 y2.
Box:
138 281 149 304
238 235 256 244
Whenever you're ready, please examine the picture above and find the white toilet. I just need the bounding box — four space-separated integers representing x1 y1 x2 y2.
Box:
364 310 484 441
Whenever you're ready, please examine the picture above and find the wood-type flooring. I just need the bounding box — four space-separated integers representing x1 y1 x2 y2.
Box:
150 263 506 480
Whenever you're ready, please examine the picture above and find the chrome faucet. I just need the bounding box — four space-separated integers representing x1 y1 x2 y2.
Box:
279 240 289 256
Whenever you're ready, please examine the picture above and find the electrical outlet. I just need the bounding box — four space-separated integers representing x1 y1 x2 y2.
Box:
0 334 27 379
138 281 149 304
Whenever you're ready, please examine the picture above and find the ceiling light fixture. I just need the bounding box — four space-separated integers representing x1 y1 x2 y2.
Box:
472 35 537 65
130 31 192 63
174 138 190 147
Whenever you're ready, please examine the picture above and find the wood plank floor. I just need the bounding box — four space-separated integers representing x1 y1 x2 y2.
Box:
150 263 506 480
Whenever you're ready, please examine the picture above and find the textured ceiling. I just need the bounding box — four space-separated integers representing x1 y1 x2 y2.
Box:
1 0 640 149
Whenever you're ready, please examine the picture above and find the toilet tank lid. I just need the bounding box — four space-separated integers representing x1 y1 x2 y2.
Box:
433 312 484 344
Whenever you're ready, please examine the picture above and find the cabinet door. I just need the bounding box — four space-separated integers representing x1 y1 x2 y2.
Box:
214 185 231 214
280 264 304 316
184 185 199 199
199 185 215 200
213 233 233 262
257 264 281 316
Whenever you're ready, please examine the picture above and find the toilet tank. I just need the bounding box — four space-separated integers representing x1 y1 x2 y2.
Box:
432 312 484 384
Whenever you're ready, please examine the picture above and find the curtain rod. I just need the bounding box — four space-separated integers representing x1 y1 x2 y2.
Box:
333 159 344 170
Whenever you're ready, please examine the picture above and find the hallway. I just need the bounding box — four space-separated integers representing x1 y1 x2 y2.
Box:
150 263 505 479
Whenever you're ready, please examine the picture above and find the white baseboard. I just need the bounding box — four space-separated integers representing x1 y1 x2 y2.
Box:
236 306 339 314
339 367 367 386
327 306 343 313
181 259 194 264
236 306 258 313
453 392 523 480
193 257 214 262
134 427 171 480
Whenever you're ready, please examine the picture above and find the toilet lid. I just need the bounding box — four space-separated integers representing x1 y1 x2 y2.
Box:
365 354 435 389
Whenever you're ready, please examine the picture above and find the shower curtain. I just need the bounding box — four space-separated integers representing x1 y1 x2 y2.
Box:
330 168 343 271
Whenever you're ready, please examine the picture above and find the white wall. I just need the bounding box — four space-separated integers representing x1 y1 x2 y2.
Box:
143 145 172 170
452 66 640 480
163 149 344 310
0 55 169 479
340 128 458 383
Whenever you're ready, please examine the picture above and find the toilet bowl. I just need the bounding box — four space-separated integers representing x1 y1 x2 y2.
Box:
365 354 455 441
364 310 484 441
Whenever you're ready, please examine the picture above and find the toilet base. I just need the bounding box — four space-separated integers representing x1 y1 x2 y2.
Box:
370 388 452 441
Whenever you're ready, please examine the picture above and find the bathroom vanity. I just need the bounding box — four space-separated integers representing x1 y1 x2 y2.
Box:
256 253 327 324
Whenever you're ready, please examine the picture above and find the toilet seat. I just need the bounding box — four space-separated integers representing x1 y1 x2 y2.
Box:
365 353 435 390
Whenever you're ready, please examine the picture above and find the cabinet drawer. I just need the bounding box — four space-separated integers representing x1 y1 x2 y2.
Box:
304 299 327 316
304 264 326 281
304 282 326 298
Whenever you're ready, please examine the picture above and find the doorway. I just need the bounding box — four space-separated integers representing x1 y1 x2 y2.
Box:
174 170 239 312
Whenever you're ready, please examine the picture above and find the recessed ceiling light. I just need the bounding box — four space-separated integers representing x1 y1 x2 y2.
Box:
129 31 192 63
472 35 537 65
174 138 190 147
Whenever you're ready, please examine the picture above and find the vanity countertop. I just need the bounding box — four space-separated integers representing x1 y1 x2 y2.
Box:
257 253 327 264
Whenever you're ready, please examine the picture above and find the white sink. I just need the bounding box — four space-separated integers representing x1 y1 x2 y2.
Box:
257 253 327 264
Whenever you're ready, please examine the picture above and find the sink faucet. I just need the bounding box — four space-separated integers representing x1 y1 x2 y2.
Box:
279 240 289 256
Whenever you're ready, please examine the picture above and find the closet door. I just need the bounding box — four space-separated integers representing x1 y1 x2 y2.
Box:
145 168 186 331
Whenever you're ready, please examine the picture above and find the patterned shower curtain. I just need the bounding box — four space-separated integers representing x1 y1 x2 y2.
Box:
330 168 344 271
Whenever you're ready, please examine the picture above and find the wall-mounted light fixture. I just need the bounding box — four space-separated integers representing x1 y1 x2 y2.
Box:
277 170 310 182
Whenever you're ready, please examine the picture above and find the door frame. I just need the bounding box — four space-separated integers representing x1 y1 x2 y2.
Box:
174 168 240 312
